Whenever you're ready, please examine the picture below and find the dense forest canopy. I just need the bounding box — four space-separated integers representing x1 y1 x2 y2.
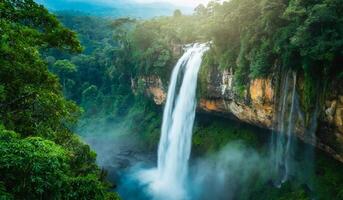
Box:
0 0 118 199
35 0 193 18
117 0 343 115
202 0 343 115
54 0 341 117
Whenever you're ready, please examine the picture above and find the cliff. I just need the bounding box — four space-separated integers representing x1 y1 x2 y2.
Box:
137 65 343 163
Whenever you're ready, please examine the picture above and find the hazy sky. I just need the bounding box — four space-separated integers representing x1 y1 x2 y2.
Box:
134 0 212 6
65 0 213 7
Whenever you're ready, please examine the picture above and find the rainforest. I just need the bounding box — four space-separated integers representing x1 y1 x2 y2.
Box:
1 0 343 199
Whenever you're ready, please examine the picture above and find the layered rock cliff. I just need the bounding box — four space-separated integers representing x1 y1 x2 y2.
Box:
137 65 343 163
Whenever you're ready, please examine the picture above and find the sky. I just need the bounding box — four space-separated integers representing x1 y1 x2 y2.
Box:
134 0 212 7
63 0 213 7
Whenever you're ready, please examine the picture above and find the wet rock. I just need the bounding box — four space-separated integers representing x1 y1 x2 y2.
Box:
326 100 337 123
137 72 343 163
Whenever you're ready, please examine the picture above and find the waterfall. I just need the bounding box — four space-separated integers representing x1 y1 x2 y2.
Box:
270 69 320 190
138 43 208 200
270 70 298 186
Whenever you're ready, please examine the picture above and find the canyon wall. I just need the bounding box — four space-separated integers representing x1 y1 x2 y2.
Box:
137 65 343 162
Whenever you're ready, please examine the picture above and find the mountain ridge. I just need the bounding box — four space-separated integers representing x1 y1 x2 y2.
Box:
34 0 193 18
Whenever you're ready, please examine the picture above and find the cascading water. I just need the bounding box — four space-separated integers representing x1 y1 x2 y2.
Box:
269 69 320 191
270 70 298 186
138 43 208 200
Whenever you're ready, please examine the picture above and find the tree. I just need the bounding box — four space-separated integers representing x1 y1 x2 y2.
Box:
52 59 77 92
194 4 207 16
0 125 117 200
0 0 82 136
0 1 118 198
173 9 182 18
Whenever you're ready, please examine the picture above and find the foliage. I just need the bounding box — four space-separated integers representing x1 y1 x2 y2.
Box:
0 0 81 136
127 0 343 112
0 0 117 198
44 12 164 156
0 125 118 200
53 60 77 75
192 115 260 155
44 14 138 120
202 0 343 111
0 0 82 53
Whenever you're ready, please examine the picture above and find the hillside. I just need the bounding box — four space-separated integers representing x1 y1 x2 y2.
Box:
34 0 192 18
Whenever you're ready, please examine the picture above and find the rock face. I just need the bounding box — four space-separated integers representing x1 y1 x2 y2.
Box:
137 66 343 162
325 97 343 137
320 94 343 161
133 76 166 105
199 67 275 129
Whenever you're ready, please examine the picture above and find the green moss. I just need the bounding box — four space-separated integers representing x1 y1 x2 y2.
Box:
197 52 212 98
312 153 343 200
252 182 310 200
302 70 318 116
119 96 162 152
192 115 260 155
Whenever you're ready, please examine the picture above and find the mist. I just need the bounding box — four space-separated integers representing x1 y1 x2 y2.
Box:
188 142 268 200
76 116 157 183
117 141 269 200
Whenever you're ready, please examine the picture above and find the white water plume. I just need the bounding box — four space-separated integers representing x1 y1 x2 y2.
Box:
138 43 208 200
